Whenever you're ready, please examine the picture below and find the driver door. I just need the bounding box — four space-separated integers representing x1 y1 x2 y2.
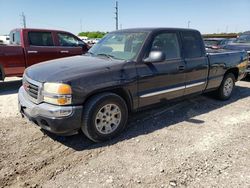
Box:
137 31 186 107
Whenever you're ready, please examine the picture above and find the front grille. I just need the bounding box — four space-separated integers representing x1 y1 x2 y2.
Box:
25 81 39 99
23 75 42 103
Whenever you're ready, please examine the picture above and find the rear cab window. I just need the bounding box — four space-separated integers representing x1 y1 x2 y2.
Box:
182 31 204 58
28 32 54 46
9 30 21 45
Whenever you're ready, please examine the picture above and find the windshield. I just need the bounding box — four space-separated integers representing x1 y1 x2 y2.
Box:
235 34 250 43
204 40 221 46
89 32 148 60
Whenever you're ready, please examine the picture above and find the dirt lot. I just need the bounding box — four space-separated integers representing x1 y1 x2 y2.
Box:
0 77 250 188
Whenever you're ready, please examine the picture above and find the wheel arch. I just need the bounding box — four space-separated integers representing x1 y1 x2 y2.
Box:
225 67 239 80
83 87 134 113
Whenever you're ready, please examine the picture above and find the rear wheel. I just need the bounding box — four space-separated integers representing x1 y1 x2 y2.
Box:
216 73 235 100
81 93 128 142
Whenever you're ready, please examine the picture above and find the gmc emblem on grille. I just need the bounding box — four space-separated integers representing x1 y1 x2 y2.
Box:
23 82 29 91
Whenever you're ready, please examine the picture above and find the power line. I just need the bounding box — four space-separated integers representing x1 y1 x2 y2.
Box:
115 1 118 30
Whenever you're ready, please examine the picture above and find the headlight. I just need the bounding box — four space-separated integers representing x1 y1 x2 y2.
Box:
43 83 72 105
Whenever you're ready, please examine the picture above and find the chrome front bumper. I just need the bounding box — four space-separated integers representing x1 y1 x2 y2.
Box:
18 86 73 118
18 86 83 135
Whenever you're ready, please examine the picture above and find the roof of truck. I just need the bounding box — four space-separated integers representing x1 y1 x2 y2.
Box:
111 27 199 33
10 28 73 33
243 31 250 35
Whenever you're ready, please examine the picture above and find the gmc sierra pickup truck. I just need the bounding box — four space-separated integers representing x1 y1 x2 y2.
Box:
0 28 89 80
18 28 248 142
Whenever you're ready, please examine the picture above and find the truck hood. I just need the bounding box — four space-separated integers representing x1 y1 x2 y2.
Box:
224 43 250 51
25 55 125 83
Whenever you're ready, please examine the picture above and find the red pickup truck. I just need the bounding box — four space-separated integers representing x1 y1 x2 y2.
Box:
0 28 89 80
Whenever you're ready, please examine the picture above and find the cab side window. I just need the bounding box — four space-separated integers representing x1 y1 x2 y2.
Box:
57 33 84 47
182 31 203 58
151 33 181 60
28 32 54 46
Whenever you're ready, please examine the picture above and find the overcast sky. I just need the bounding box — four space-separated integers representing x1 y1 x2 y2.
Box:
0 0 249 35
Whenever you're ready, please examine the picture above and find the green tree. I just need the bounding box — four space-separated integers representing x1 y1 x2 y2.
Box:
78 31 107 38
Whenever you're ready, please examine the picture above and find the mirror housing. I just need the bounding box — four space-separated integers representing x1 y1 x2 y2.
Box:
143 50 165 63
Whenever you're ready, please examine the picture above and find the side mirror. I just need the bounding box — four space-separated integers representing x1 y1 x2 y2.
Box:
143 50 165 63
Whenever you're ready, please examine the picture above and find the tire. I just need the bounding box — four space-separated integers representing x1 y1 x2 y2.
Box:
81 92 128 142
216 73 235 100
0 69 3 81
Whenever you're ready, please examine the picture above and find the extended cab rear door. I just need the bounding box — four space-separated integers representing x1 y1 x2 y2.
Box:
180 31 208 95
137 31 186 107
55 32 88 57
24 31 59 67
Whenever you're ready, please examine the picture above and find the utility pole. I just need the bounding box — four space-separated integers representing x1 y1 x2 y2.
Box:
21 12 26 28
115 1 119 30
188 21 191 28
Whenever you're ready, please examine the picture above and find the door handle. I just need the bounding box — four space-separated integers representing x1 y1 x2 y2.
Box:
27 50 38 54
60 50 69 53
178 65 185 71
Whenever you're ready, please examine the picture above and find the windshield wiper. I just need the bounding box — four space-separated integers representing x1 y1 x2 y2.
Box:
96 53 116 59
86 51 94 55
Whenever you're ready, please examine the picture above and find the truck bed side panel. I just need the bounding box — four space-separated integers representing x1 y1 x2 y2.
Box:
206 51 247 90
0 45 26 77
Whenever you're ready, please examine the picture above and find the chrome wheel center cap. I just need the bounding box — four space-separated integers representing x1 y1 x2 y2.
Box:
106 116 111 122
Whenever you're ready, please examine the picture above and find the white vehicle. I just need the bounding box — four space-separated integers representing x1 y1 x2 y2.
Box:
0 35 10 45
87 38 101 44
92 38 100 44
78 36 89 43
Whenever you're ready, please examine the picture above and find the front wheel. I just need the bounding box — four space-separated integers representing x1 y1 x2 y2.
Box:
81 93 128 142
216 73 235 100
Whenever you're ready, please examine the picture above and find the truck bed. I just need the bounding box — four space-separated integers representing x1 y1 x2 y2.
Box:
205 50 248 90
0 45 26 77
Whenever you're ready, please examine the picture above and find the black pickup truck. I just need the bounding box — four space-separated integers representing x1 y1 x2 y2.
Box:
18 28 248 142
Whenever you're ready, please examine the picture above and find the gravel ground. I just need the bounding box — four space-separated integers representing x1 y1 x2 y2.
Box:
0 77 250 188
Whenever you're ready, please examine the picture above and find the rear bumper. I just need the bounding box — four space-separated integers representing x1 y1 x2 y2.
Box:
18 86 82 135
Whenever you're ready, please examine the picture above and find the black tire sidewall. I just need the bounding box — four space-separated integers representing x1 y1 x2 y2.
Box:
218 73 235 100
83 94 128 142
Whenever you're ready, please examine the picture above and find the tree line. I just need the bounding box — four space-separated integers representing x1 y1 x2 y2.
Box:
78 31 107 38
